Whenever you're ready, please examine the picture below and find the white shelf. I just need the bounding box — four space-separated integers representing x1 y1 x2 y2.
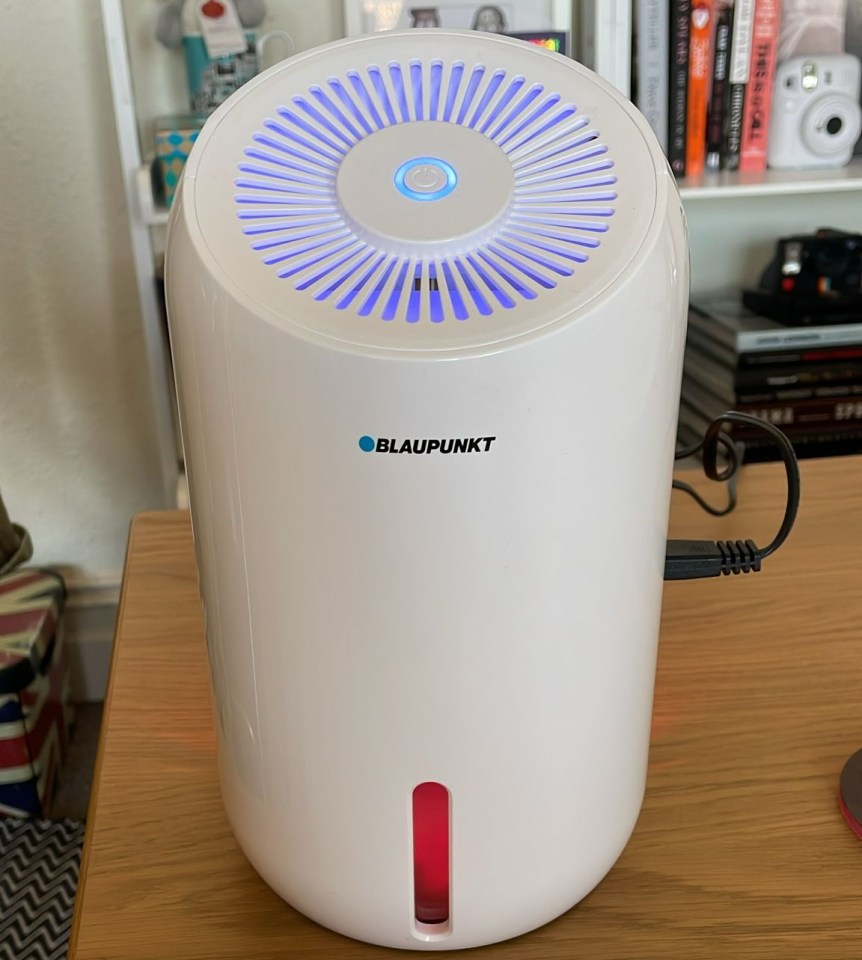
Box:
678 159 862 200
101 0 178 505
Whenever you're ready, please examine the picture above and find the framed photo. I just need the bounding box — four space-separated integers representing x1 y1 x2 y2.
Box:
343 1 572 39
506 30 568 56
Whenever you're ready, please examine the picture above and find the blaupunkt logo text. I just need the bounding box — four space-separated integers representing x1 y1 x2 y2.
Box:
358 435 496 454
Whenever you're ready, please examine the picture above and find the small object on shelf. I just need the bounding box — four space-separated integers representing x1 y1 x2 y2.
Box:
0 568 71 818
506 31 568 55
153 115 205 207
156 0 266 49
472 5 507 32
743 227 862 325
410 8 440 28
767 54 862 170
155 1 293 118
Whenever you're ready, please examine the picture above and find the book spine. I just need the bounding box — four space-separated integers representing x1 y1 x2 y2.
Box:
736 395 862 428
723 0 755 170
684 353 862 403
737 430 862 463
635 0 670 152
683 376 862 436
668 0 692 176
706 2 734 170
733 385 862 404
735 360 862 392
738 345 862 368
739 0 781 171
737 325 862 353
685 0 716 177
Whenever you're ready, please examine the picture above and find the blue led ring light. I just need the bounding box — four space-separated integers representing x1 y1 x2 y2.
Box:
394 157 458 202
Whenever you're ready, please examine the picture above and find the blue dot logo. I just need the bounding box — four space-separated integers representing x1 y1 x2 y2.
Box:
358 435 375 452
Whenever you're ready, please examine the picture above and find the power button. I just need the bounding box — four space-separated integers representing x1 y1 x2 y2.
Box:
394 157 458 202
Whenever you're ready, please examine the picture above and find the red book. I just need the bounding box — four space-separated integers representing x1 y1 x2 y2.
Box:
739 0 782 171
685 0 716 177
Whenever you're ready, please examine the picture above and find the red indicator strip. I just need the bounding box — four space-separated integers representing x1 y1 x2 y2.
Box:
412 782 450 924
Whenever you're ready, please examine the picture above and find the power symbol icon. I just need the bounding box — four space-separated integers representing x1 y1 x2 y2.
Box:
408 165 444 190
394 157 458 202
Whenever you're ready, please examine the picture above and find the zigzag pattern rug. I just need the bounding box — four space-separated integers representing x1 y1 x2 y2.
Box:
0 818 84 960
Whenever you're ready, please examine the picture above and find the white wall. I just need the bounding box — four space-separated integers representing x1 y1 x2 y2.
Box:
0 0 168 583
0 0 345 589
0 0 346 699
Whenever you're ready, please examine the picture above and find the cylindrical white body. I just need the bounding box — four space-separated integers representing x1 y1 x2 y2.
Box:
166 30 688 950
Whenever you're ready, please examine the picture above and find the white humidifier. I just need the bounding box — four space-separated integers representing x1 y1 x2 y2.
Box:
166 29 688 951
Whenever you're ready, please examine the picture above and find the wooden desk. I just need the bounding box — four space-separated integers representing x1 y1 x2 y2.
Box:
70 458 862 960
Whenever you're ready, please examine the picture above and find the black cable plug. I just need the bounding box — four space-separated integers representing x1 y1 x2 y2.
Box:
664 538 761 580
665 411 801 582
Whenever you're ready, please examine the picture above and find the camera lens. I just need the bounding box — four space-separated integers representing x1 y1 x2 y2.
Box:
826 116 843 135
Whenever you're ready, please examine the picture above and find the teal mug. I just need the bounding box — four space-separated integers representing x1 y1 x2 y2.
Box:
182 30 293 117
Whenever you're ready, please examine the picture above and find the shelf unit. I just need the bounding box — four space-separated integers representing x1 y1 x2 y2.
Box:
678 159 862 200
102 0 862 494
101 0 178 504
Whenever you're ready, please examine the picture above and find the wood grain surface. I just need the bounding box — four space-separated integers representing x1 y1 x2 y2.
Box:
69 457 862 960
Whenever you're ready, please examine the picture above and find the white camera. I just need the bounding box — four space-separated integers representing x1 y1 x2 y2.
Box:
768 54 862 170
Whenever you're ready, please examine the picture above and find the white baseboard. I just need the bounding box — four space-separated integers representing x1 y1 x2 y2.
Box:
61 575 120 702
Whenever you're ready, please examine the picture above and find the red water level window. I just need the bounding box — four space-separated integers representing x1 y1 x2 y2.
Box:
412 782 450 925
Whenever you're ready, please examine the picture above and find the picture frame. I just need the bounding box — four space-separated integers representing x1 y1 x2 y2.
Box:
342 1 572 40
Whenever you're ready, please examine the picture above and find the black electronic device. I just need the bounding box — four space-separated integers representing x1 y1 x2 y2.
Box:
743 228 862 325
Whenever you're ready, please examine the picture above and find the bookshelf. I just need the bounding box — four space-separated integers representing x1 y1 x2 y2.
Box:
578 2 862 292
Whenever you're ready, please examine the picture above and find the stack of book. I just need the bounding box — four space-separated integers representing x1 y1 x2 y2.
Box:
679 295 862 462
634 0 782 177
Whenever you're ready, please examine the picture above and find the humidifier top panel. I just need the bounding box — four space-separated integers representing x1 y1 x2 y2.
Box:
184 30 669 355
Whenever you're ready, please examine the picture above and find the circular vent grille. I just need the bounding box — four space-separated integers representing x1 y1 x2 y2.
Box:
234 58 618 324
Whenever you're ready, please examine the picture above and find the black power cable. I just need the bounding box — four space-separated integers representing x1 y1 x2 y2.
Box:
673 430 741 517
665 411 801 580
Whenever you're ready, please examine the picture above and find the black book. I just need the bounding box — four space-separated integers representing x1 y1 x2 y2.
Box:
706 1 734 171
668 0 691 176
678 396 862 463
682 373 862 431
685 338 862 403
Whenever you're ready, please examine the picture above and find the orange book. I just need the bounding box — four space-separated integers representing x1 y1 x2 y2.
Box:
685 0 716 178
